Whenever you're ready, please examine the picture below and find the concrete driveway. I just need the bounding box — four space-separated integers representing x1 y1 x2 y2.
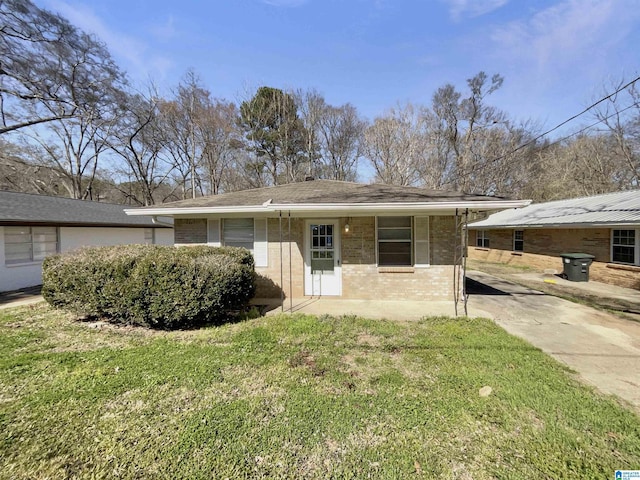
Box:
467 270 640 409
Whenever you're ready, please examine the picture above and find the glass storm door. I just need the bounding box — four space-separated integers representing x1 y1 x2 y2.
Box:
305 221 341 296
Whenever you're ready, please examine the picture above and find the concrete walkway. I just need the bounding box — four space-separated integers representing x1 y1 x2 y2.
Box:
0 286 43 310
466 270 640 409
257 297 489 320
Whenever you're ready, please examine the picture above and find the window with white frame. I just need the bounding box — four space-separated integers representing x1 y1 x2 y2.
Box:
476 230 490 248
223 218 254 252
612 229 637 265
513 230 524 252
144 227 155 244
4 226 58 265
377 216 412 266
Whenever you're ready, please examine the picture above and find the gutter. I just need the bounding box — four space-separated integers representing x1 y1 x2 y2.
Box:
151 215 174 227
125 199 532 216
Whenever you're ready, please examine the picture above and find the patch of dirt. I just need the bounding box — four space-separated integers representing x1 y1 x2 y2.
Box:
356 333 381 347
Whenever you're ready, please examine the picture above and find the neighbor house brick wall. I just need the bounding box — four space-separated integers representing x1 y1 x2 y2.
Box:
174 219 207 244
468 227 640 290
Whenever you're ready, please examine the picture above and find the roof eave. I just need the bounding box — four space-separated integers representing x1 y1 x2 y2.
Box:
469 221 640 229
126 199 531 216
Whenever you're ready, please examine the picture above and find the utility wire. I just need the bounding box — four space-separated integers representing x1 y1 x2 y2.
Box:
457 75 640 180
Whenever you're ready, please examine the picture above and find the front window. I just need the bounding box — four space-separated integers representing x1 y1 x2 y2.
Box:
377 216 412 266
476 231 489 248
513 230 524 252
223 218 254 252
4 226 58 265
612 229 636 264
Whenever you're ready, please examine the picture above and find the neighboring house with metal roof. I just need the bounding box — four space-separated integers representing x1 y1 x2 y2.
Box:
0 191 174 292
468 189 640 289
126 179 529 302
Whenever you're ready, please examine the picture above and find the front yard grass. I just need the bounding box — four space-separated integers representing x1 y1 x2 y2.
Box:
1 304 639 479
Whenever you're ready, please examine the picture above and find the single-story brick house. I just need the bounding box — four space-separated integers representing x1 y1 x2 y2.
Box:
468 189 640 290
126 180 529 301
0 190 173 292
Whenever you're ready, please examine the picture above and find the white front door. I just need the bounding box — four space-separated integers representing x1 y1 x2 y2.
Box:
304 220 342 296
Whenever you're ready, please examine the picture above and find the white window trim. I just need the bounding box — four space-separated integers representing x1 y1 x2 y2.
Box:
513 230 524 252
476 230 489 248
4 225 59 265
611 227 640 266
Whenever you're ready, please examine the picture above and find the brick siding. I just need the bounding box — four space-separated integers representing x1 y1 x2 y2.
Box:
174 215 463 300
468 227 640 290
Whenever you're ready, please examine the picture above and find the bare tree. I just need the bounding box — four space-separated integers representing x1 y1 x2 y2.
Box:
199 99 241 195
107 87 179 206
363 103 425 186
317 103 365 181
0 0 124 135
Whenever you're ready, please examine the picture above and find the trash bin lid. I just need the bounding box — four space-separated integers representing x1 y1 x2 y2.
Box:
560 253 595 259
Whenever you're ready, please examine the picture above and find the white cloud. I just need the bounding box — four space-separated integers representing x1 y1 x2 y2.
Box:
46 1 175 82
444 0 509 20
491 0 639 73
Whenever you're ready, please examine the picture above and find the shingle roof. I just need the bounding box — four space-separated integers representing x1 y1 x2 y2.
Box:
470 190 640 229
126 180 526 216
0 190 171 227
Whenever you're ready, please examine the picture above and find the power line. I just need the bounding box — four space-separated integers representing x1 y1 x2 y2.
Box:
539 101 640 151
458 75 640 180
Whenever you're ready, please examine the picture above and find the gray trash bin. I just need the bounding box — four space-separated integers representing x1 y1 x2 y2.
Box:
560 253 595 282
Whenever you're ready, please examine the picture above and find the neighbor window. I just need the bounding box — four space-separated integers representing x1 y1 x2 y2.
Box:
223 218 254 252
476 231 490 248
612 229 636 264
377 216 412 266
513 230 524 252
4 226 58 265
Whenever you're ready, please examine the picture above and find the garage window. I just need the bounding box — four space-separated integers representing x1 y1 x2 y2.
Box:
4 226 58 265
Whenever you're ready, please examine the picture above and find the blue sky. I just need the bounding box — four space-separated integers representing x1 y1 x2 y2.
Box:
42 0 640 134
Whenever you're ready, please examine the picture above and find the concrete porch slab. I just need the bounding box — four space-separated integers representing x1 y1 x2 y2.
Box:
252 297 492 320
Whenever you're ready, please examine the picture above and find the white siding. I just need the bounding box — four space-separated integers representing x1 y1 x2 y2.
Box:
0 226 173 292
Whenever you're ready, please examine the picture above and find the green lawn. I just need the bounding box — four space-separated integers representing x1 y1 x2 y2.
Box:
1 304 639 479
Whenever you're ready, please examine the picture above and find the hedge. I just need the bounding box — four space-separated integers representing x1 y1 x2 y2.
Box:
42 245 256 329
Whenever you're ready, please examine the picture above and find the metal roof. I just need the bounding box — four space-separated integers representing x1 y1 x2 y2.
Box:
0 190 172 228
126 180 530 216
470 189 640 229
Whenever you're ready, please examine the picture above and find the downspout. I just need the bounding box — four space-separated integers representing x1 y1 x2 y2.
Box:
288 211 293 313
463 208 469 316
279 211 284 312
151 215 174 227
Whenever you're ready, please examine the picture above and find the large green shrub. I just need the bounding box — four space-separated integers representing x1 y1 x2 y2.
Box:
42 245 256 329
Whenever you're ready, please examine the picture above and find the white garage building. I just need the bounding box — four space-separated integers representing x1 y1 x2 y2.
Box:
0 191 173 292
